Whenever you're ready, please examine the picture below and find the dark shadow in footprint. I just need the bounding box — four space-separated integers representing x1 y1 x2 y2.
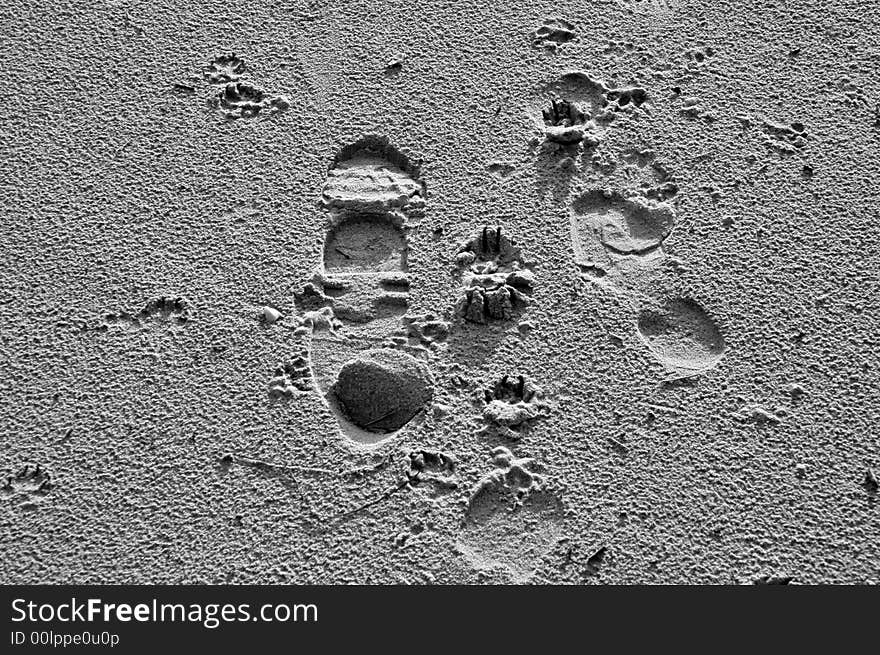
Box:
332 348 433 433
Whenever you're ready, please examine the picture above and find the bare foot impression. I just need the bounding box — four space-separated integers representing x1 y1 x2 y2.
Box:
570 190 727 377
458 447 564 582
290 137 435 445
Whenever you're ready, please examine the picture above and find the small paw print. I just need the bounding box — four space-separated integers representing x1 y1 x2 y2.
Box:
479 375 549 439
268 353 313 400
2 464 52 502
204 53 246 84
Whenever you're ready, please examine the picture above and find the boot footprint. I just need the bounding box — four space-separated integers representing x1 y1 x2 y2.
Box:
291 137 435 445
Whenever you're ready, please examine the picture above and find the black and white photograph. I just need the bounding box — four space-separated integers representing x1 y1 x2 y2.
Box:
2 0 878 620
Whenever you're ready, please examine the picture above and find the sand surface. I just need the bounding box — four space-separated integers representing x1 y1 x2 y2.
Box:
2 0 879 584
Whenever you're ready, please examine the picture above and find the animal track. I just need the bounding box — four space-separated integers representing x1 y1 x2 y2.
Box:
637 298 726 378
453 226 534 324
540 72 648 146
290 137 434 445
400 313 450 350
621 149 678 200
384 54 405 75
2 464 52 506
836 78 871 108
684 45 715 72
292 305 340 333
487 161 516 178
104 296 189 330
202 54 289 119
268 351 313 400
531 18 577 52
542 96 594 146
204 52 246 83
679 96 716 122
479 375 550 440
760 119 807 155
209 81 290 119
141 296 188 321
571 190 676 260
604 86 648 112
458 447 564 582
407 450 457 497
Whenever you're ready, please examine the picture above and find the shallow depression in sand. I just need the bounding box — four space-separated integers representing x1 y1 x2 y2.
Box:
460 485 564 582
323 214 407 273
572 190 675 255
637 298 726 374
